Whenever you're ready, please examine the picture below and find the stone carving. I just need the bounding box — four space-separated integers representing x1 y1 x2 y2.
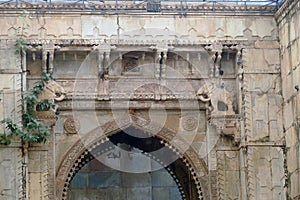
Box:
64 118 80 134
56 116 208 200
197 81 234 115
217 151 241 200
36 79 66 121
98 68 109 96
181 115 198 131
123 56 139 72
197 83 214 102
209 115 241 143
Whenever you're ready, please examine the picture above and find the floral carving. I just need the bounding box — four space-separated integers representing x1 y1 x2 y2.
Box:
64 118 80 134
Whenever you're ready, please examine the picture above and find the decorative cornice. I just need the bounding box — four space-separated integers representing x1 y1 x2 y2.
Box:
275 0 298 22
0 2 277 14
0 39 255 50
23 39 252 46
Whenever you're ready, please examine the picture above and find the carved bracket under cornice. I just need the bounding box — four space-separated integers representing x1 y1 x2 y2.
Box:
21 39 255 48
209 114 241 144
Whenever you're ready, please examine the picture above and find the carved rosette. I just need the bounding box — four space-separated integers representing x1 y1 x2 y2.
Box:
181 115 198 131
64 118 80 134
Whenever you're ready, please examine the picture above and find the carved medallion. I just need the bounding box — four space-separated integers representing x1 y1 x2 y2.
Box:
64 118 80 134
182 116 198 131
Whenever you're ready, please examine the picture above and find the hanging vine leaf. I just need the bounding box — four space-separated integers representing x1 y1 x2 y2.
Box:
0 73 55 145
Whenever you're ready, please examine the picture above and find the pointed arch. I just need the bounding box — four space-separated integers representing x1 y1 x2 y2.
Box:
56 116 208 199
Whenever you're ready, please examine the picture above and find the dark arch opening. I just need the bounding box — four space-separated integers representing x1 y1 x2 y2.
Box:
65 127 202 200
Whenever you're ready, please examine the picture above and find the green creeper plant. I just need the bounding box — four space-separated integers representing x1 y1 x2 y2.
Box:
15 12 32 55
0 73 55 145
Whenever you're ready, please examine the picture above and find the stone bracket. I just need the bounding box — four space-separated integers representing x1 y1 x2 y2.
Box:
209 114 241 144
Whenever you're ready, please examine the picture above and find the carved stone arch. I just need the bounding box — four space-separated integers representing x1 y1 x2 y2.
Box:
56 116 208 200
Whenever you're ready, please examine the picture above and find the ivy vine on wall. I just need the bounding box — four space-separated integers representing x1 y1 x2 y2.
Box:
0 12 55 145
0 73 55 145
15 12 31 55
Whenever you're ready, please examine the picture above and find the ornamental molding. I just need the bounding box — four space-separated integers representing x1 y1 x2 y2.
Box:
0 39 254 48
56 115 208 200
0 2 277 13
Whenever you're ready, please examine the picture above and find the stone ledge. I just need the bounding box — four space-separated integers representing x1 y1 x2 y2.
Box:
0 2 278 14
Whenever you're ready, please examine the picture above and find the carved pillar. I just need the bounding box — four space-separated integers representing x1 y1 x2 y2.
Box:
152 44 168 79
104 52 110 72
155 51 162 79
236 49 243 81
48 49 54 74
209 51 216 78
42 44 55 74
97 49 104 73
215 51 222 77
95 44 113 97
161 50 167 78
42 50 47 73
206 43 223 77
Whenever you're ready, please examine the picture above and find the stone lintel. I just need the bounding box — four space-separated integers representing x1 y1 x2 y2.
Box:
58 99 206 110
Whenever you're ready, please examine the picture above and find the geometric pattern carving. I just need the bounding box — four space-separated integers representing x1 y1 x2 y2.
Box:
181 115 198 131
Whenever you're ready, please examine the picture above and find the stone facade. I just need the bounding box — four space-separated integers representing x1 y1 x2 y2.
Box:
0 0 298 199
277 1 300 199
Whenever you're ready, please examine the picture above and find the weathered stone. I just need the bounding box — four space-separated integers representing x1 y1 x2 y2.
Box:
0 1 299 200
290 170 300 199
287 145 299 173
243 49 279 70
0 148 22 199
254 40 280 49
285 127 298 148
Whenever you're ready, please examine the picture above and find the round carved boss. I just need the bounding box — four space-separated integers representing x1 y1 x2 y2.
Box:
181 116 198 131
64 118 80 134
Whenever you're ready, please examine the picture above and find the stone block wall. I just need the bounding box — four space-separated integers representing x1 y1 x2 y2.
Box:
277 1 300 199
0 41 23 198
241 39 286 200
0 4 293 200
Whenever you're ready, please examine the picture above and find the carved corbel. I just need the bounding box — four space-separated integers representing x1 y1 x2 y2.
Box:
229 45 243 80
208 43 223 77
209 116 241 144
94 43 114 73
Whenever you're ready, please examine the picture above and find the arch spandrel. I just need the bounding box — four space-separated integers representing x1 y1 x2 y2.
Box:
56 115 209 200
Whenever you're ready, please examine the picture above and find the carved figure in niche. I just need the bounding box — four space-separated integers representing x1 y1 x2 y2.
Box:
98 68 109 95
197 80 234 115
36 79 66 119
